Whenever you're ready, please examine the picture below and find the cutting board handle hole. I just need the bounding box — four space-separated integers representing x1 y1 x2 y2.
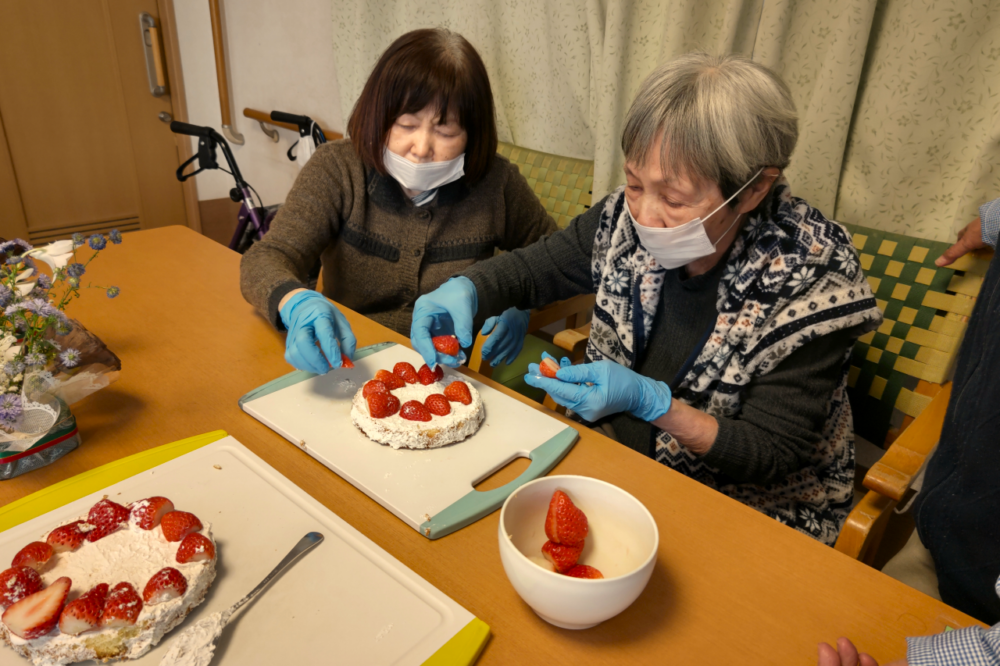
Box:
473 455 531 492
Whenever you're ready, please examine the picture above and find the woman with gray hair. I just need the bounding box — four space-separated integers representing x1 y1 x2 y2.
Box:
410 53 882 544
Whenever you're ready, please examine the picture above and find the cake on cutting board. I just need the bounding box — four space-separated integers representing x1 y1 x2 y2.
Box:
0 496 216 665
350 337 485 450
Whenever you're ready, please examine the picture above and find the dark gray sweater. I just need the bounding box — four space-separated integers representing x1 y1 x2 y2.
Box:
463 197 852 486
240 140 556 336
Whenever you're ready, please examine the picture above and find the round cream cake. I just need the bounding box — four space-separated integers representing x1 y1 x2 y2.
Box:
0 507 216 665
351 377 485 450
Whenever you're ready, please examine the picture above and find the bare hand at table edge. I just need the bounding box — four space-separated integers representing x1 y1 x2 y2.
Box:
817 637 907 666
936 217 986 267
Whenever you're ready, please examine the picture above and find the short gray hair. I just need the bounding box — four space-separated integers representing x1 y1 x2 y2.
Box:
621 53 798 200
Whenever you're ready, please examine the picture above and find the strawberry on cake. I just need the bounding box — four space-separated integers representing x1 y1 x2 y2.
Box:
351 349 485 450
0 496 217 665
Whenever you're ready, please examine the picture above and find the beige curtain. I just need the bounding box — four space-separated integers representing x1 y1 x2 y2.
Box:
332 0 1000 242
835 0 1000 241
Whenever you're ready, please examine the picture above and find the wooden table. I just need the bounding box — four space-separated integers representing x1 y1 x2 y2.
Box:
0 227 984 664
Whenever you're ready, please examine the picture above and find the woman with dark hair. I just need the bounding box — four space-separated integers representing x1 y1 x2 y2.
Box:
240 28 555 375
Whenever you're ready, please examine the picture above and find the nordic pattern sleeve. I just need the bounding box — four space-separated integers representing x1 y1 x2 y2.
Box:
699 328 855 485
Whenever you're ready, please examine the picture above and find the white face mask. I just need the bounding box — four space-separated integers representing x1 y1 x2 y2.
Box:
628 168 763 270
383 147 465 193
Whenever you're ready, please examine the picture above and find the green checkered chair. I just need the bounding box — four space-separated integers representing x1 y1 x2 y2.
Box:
841 223 988 447
469 142 596 402
835 223 993 564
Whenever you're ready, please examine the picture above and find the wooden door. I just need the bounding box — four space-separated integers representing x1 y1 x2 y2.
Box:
0 0 189 244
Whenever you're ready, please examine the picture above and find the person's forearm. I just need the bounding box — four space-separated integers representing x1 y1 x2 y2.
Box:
462 206 599 317
651 401 718 456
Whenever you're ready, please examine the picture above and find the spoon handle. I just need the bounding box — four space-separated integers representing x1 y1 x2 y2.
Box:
227 532 324 616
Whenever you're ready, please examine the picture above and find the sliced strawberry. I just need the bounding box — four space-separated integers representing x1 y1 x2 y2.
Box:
99 582 142 628
11 542 53 573
565 564 604 579
362 380 388 399
366 393 401 419
58 583 108 636
374 369 405 390
86 499 129 542
432 335 461 356
159 511 203 543
393 362 419 384
0 567 42 609
443 381 472 405
541 540 583 574
142 567 187 605
399 400 432 422
417 363 444 385
544 489 589 547
175 533 216 564
46 521 87 553
340 353 354 369
424 394 451 416
540 357 561 379
128 496 175 530
1 576 71 640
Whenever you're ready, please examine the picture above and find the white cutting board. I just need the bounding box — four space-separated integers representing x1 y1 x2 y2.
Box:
0 437 485 665
240 344 578 538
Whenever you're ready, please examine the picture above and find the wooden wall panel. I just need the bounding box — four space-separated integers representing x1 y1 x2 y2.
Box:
0 111 28 240
0 1 138 231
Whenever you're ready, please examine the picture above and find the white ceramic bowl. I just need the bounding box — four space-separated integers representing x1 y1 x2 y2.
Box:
498 475 658 629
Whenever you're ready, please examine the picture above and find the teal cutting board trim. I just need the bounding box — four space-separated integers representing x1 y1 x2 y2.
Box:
238 341 398 407
239 342 579 540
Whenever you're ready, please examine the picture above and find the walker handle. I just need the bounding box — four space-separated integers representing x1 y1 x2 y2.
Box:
169 121 214 138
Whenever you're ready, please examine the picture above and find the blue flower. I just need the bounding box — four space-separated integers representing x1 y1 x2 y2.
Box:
72 233 85 247
36 275 52 290
59 348 81 368
0 394 22 422
3 361 25 376
109 229 123 244
5 256 23 266
66 263 85 278
24 352 45 366
88 234 107 251
0 285 10 308
106 286 120 298
0 239 32 254
56 321 73 336
67 277 80 288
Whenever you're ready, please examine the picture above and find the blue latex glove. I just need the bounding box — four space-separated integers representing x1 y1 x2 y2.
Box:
279 290 357 375
524 353 672 422
480 307 530 367
410 276 477 368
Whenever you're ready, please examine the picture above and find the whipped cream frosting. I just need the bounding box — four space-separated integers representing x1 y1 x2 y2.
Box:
157 609 230 666
0 514 216 666
350 377 485 449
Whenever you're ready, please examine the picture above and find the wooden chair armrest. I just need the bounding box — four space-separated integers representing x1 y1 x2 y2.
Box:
469 330 493 379
553 324 591 362
527 294 595 332
834 490 896 563
863 382 952 501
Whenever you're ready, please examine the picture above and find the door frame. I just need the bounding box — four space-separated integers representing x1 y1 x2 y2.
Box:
0 111 28 241
158 0 201 234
